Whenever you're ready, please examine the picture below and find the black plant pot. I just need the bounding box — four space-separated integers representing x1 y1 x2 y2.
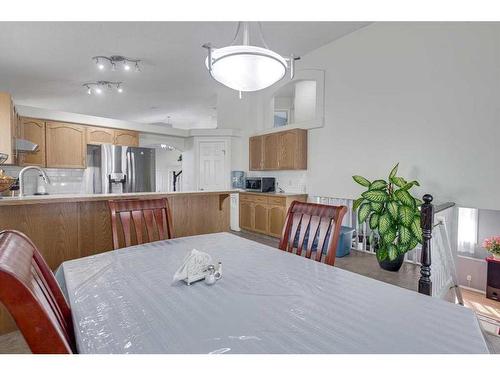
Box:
377 253 405 272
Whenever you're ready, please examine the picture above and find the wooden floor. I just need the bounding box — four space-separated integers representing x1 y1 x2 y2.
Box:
460 289 500 353
1 230 499 354
0 331 29 354
462 288 500 320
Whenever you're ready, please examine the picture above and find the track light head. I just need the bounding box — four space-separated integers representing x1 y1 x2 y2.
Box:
83 81 123 96
92 55 141 73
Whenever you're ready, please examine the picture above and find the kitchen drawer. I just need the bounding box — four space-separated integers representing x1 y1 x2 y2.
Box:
268 196 285 206
240 194 268 204
239 194 254 202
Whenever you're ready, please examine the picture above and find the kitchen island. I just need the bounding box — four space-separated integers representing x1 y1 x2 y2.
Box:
0 190 233 334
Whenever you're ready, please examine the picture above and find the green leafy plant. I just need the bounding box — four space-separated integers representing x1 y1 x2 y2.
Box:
353 163 422 262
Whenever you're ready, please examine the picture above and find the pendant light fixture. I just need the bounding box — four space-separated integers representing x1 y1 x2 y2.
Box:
203 22 299 93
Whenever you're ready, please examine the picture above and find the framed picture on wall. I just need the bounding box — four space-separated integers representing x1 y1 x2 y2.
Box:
274 109 289 127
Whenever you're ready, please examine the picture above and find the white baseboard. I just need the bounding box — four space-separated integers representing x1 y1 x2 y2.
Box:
459 285 486 294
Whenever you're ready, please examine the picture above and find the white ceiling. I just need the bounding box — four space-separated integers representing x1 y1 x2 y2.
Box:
0 22 369 129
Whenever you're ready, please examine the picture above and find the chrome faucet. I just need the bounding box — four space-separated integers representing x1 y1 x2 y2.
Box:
19 166 51 197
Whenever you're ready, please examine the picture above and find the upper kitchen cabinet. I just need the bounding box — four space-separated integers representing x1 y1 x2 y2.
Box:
0 93 16 164
114 130 139 147
19 117 46 167
87 126 115 145
278 129 307 170
87 126 139 147
249 129 307 171
249 136 263 170
262 133 279 170
46 121 86 168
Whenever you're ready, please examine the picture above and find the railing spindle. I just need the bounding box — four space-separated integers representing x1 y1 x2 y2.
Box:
419 194 434 296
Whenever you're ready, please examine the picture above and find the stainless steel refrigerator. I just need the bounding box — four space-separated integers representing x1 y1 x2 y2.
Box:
85 144 155 194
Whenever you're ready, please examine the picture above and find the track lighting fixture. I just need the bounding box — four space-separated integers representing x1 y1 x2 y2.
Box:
83 81 123 95
92 55 142 72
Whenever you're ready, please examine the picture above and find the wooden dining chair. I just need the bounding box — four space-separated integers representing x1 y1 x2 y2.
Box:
0 230 75 354
279 201 348 266
108 198 174 250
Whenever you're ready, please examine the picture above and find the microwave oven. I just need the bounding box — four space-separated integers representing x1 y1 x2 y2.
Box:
245 177 276 193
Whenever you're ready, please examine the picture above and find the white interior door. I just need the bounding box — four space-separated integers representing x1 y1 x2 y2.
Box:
198 140 228 191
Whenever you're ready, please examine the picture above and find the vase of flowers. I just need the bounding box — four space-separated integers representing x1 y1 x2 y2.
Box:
482 236 500 260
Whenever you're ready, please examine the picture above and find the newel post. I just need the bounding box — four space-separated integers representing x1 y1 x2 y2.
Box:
418 194 434 296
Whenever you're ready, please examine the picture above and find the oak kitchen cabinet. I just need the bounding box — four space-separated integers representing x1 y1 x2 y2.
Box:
262 132 280 170
46 121 87 168
0 93 17 164
16 117 141 169
86 126 115 145
249 135 263 170
114 129 139 147
239 192 307 238
249 128 307 171
87 127 139 147
18 118 46 167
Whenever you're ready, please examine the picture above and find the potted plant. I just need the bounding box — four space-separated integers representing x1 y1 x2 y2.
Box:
352 163 423 271
482 237 500 260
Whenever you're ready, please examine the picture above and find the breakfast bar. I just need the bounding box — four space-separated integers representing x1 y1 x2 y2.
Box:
0 190 232 334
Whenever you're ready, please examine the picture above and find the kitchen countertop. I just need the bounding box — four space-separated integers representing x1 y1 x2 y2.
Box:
0 190 236 206
238 191 307 197
0 190 308 206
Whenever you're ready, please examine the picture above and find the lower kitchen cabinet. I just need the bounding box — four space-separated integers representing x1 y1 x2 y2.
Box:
253 203 269 234
240 200 253 230
239 192 307 238
268 205 287 237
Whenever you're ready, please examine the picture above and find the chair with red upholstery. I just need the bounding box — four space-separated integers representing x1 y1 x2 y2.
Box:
0 230 75 354
108 198 174 250
279 201 348 266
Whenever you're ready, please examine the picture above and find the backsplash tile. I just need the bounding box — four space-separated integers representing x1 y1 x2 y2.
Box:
247 170 308 193
1 166 85 195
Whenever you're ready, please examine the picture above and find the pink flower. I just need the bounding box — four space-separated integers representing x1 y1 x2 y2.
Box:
483 236 500 255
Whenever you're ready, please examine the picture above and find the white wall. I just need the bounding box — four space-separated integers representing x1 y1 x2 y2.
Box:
181 137 195 191
225 23 500 209
294 80 316 123
216 87 263 172
303 22 500 210
155 148 182 192
139 133 186 151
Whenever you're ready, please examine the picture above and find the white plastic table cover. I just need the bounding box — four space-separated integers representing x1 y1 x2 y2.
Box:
55 232 489 354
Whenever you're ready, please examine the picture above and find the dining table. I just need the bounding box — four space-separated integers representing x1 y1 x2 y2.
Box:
55 232 489 354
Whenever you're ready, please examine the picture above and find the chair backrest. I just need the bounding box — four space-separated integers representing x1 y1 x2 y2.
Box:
0 230 75 354
109 198 174 250
279 201 348 266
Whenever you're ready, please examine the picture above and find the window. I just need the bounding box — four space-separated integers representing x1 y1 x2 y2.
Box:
273 110 289 127
457 207 478 254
